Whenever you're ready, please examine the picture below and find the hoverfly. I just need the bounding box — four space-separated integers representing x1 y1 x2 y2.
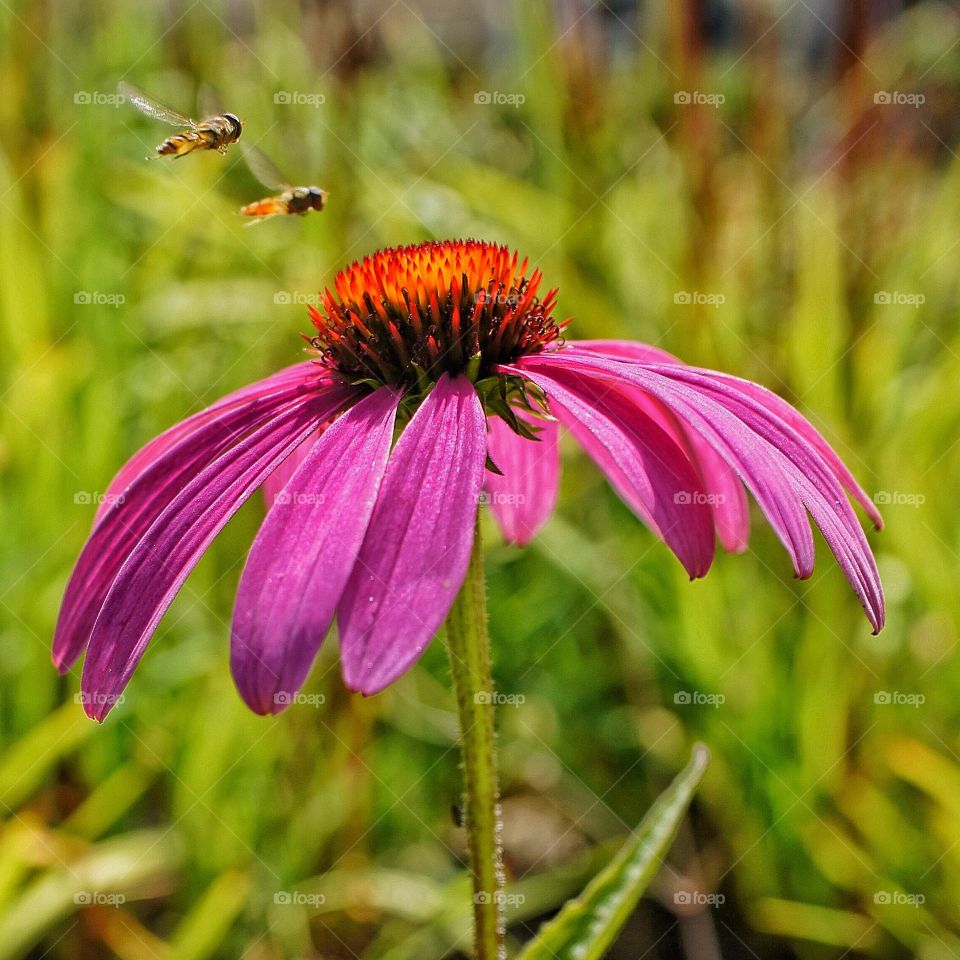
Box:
118 81 243 159
240 144 328 224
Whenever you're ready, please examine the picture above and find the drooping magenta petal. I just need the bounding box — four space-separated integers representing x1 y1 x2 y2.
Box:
338 375 486 696
511 352 816 580
683 433 751 553
565 339 681 364
567 342 750 551
95 362 322 525
53 376 350 674
648 365 884 630
80 388 356 721
502 364 715 578
706 370 883 530
261 427 322 506
517 351 884 631
484 414 559 546
230 389 400 715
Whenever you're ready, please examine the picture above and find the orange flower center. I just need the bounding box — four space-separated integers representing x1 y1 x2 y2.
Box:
308 240 568 388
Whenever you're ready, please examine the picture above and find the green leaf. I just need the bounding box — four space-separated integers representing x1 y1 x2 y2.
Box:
516 744 710 960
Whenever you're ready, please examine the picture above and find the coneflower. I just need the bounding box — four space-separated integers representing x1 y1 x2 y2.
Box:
55 238 884 958
56 238 883 719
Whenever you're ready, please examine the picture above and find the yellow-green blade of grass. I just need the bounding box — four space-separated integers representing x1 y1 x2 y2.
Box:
168 869 250 960
517 744 710 960
0 828 182 960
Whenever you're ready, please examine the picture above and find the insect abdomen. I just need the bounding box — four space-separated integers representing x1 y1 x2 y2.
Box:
157 131 209 156
240 198 286 218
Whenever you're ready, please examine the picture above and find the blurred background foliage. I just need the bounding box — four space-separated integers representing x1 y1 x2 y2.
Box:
0 0 958 956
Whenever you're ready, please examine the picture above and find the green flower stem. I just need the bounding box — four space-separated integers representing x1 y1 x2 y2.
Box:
445 517 505 960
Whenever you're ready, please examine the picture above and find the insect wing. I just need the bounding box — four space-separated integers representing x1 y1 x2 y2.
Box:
118 82 197 128
197 82 227 122
242 144 292 191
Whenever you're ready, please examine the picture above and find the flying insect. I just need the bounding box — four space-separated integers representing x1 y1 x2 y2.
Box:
118 81 243 158
240 144 328 223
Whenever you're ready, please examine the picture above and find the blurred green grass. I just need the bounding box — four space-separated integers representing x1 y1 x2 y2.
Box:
1 1 959 957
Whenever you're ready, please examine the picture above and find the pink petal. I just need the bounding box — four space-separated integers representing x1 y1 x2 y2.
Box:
484 414 559 546
95 362 322 525
566 339 681 364
706 370 883 530
338 375 486 695
54 376 346 674
568 343 750 551
231 388 400 714
503 363 715 578
516 352 883 631
680 429 751 553
80 387 356 720
511 352 816 580
261 427 322 506
649 365 884 630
